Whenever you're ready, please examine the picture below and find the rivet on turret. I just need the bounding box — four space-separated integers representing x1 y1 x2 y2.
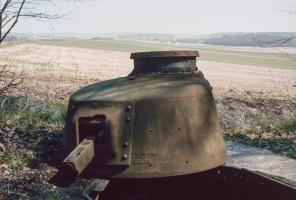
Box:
126 105 132 112
123 141 129 147
122 154 128 161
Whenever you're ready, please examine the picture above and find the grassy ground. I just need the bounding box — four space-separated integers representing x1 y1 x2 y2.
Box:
0 96 66 133
24 39 296 70
217 97 296 158
199 49 296 70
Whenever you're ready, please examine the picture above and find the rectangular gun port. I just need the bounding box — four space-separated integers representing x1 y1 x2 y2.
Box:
79 115 106 144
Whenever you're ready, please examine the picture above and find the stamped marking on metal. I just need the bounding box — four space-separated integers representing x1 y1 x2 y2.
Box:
134 149 157 156
133 158 152 164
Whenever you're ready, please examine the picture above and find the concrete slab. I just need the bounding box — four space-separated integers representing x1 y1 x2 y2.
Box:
226 141 296 182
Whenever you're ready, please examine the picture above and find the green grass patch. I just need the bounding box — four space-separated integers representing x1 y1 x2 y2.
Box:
287 149 296 159
222 98 296 159
0 96 67 132
26 39 186 53
2 149 33 169
45 194 59 200
199 49 296 70
224 133 296 158
225 129 296 158
278 116 296 135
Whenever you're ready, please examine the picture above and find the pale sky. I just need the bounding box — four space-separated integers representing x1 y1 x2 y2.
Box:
14 0 296 34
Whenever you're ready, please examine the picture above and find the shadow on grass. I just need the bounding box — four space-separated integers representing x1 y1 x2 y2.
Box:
32 131 64 167
32 131 79 187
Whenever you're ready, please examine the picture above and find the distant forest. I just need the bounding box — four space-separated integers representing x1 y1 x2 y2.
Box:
201 33 296 47
111 32 296 47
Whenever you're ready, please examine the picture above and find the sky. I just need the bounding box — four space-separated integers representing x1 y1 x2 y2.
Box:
13 0 296 34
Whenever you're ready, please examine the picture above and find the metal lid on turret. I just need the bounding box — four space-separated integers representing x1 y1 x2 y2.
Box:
130 51 199 75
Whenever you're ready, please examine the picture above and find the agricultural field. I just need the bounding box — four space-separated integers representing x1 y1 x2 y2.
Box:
0 40 295 199
28 39 296 69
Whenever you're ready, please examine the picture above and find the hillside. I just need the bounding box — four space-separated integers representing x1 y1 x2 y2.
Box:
202 32 296 47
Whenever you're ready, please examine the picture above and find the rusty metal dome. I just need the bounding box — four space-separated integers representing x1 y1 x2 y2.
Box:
130 50 199 75
63 50 226 179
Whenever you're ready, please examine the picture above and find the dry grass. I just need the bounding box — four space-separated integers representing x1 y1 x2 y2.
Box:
0 44 295 100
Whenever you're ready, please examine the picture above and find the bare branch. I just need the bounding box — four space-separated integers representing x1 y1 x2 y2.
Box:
0 0 12 14
19 12 63 19
0 0 64 44
1 14 16 28
0 0 25 43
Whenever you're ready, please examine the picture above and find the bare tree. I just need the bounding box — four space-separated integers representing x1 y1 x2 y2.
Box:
0 0 61 44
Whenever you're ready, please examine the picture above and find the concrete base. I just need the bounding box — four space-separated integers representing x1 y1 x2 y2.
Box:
226 141 296 182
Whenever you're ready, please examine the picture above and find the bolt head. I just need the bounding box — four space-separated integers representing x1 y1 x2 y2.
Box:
123 142 129 147
122 154 128 161
126 105 132 111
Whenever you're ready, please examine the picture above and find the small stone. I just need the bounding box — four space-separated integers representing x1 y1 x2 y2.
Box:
0 143 5 154
0 164 8 170
23 167 30 172
7 132 13 138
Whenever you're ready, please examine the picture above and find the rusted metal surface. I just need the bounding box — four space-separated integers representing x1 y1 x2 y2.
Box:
63 50 226 179
61 50 296 198
130 51 199 59
97 166 296 200
130 51 199 75
65 101 134 169
62 137 95 177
